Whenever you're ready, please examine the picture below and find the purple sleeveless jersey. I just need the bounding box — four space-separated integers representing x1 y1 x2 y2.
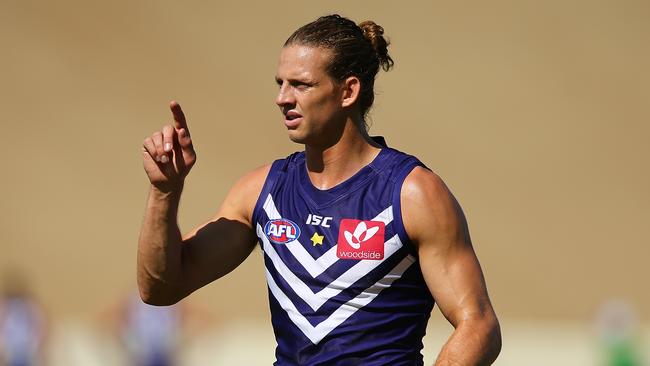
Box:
252 137 435 365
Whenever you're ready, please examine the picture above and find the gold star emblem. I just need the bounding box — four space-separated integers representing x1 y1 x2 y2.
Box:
310 232 324 246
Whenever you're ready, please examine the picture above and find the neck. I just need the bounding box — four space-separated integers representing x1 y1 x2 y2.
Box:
304 117 381 190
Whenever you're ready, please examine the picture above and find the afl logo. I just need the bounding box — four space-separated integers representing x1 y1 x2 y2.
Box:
264 219 301 244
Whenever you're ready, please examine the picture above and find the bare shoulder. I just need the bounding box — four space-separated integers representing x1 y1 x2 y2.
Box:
219 163 273 224
401 166 450 204
400 166 468 248
231 163 273 197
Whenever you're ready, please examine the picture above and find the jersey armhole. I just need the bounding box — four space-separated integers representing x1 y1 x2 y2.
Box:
251 158 287 227
391 159 428 256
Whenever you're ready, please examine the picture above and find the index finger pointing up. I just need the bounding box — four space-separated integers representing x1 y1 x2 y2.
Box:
169 100 189 134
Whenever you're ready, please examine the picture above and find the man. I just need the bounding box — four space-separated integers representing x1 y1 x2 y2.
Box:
0 271 48 366
138 14 501 365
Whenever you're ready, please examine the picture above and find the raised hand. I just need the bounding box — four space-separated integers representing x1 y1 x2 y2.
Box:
142 101 196 192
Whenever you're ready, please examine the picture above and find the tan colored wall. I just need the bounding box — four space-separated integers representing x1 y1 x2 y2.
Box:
2 0 648 325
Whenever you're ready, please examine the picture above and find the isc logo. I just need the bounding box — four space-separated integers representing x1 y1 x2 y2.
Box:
265 219 301 244
306 214 333 228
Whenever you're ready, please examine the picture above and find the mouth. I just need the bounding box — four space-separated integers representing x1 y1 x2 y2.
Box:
284 110 303 128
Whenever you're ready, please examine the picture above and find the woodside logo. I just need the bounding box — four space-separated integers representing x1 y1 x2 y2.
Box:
336 219 385 260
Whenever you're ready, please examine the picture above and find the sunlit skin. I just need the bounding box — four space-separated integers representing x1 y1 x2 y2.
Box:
275 45 346 146
138 42 500 366
275 44 381 189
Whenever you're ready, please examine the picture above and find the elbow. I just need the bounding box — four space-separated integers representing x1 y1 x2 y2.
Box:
482 314 502 363
461 312 502 364
137 277 185 306
136 263 187 306
138 286 182 306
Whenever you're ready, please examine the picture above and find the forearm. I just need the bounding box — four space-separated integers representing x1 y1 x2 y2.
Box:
435 315 501 366
137 185 186 305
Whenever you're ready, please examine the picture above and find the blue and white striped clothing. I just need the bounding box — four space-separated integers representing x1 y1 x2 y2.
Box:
252 138 435 365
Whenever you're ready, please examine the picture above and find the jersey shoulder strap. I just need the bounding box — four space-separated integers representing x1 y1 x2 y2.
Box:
251 152 301 225
389 151 428 255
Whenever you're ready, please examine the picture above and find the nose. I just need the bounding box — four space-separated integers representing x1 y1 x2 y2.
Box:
275 82 295 108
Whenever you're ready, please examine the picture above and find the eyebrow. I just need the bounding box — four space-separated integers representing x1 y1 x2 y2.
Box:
274 76 318 86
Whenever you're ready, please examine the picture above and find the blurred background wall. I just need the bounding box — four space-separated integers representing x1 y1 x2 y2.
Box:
1 0 648 364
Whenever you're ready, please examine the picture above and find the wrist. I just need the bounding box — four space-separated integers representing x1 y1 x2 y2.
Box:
149 183 184 202
146 185 183 220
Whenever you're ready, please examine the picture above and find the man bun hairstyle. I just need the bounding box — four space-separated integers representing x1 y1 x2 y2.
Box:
358 20 394 72
285 14 394 120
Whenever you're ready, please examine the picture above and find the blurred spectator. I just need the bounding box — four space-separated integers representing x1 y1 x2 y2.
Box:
0 271 48 366
115 292 180 366
595 299 645 366
101 290 212 366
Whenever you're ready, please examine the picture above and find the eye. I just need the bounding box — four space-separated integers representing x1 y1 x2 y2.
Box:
292 81 311 90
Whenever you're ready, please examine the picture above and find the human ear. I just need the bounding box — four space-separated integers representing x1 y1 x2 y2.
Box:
341 76 361 108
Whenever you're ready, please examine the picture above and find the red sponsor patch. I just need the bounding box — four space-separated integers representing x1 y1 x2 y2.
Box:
336 219 385 260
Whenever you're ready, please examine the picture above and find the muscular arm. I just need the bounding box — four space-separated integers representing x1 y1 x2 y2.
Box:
137 101 269 305
137 166 268 305
401 167 501 365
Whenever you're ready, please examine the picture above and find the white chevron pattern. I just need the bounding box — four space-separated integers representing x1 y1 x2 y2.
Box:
265 254 415 344
257 224 403 311
259 194 414 344
262 194 394 278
